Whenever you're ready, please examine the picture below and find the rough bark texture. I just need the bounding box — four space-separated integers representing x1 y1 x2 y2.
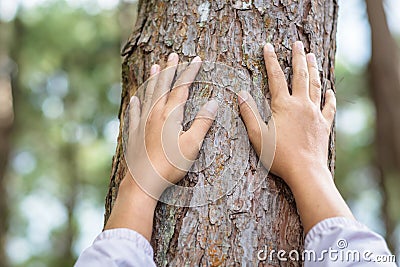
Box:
366 0 400 253
105 0 338 265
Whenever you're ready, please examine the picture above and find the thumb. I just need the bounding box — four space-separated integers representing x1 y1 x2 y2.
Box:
238 91 266 155
238 91 276 171
322 89 336 127
129 95 141 132
181 100 218 159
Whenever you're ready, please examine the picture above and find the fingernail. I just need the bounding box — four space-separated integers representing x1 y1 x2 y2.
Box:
307 53 316 63
327 89 336 95
150 64 159 75
130 95 139 106
295 41 304 51
265 43 275 53
238 91 249 105
204 99 218 115
168 52 178 62
192 56 202 63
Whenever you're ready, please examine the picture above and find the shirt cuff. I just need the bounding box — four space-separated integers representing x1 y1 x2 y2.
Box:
305 217 368 248
94 228 154 257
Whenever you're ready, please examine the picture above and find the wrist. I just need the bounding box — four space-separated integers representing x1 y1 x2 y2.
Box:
289 165 336 204
104 172 158 240
285 162 333 191
285 164 354 233
118 171 158 208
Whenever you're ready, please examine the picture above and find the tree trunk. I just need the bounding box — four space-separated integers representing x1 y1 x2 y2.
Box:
366 0 400 253
105 0 338 265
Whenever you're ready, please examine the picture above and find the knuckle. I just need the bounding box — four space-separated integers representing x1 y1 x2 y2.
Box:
325 99 336 112
308 63 319 71
294 99 313 114
271 96 285 108
330 102 337 113
195 116 212 129
329 91 337 102
275 96 293 108
266 52 278 61
269 69 285 80
185 130 200 146
239 101 252 115
324 104 336 119
294 69 309 80
306 104 317 116
172 79 183 88
310 78 322 89
171 85 188 97
173 79 189 89
270 102 280 112
295 49 306 57
144 93 154 102
248 124 262 138
324 123 332 133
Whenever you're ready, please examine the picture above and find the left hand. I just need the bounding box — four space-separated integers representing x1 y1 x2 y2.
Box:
125 53 218 200
105 53 218 240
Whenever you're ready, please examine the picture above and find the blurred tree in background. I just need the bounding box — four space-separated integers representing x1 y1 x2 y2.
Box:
366 0 400 252
334 0 400 257
0 0 399 266
0 1 136 266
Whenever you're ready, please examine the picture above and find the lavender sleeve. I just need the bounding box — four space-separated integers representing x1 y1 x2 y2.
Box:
74 228 156 267
304 217 397 266
74 218 396 266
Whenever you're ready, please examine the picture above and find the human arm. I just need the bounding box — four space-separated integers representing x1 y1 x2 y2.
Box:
104 53 218 240
75 54 218 266
238 41 396 265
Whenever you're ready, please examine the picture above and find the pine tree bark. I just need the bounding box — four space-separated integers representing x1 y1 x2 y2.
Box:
105 0 338 265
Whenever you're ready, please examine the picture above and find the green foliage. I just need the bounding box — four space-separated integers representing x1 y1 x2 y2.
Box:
334 62 390 237
335 62 375 199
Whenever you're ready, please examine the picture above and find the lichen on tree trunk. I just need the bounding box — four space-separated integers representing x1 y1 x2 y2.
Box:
105 0 338 265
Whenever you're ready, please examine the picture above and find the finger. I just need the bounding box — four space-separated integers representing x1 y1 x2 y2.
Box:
263 43 290 100
175 61 190 76
292 41 309 98
164 56 202 122
129 95 141 132
142 64 160 116
151 53 179 109
238 90 266 155
306 53 322 106
322 89 336 126
181 100 218 159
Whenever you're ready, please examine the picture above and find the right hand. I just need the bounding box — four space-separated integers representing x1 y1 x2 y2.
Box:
238 41 336 187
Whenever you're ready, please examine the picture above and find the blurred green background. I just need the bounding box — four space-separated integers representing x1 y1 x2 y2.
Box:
0 0 399 266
